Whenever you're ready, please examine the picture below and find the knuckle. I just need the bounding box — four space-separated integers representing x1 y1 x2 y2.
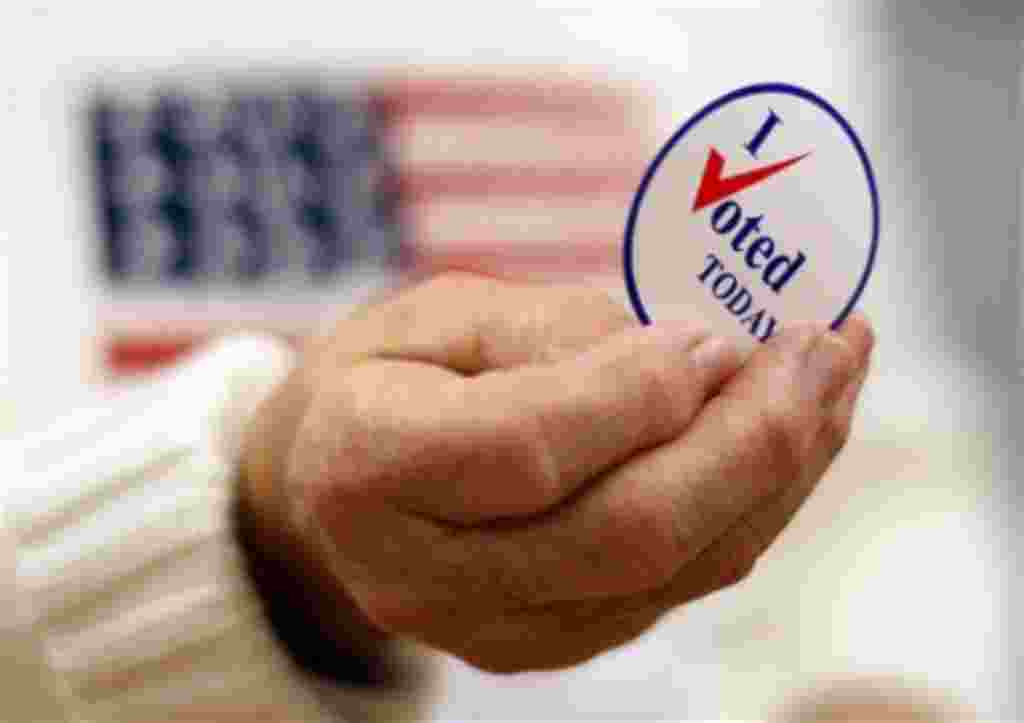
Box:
291 424 366 520
749 406 808 484
636 354 687 436
428 269 495 295
319 379 388 493
577 286 632 324
516 413 564 509
397 271 497 321
442 406 561 519
550 283 633 329
299 365 439 508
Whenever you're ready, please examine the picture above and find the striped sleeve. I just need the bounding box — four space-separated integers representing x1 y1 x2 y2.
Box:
1 335 432 723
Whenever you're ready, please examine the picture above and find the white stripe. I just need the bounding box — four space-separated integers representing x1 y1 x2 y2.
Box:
47 580 259 678
6 425 196 545
17 451 233 619
415 194 630 246
396 119 647 168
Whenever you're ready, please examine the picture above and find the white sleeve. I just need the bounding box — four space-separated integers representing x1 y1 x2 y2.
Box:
1 335 433 723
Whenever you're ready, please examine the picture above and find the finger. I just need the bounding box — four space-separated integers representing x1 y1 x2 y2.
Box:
686 320 874 589
524 330 875 620
451 605 665 674
421 320 868 607
294 321 742 527
676 316 873 583
309 316 869 611
316 272 639 373
336 570 667 674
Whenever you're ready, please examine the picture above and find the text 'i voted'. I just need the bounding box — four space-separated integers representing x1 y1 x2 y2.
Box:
623 83 879 349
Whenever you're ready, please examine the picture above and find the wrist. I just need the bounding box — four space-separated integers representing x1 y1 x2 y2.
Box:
237 373 402 687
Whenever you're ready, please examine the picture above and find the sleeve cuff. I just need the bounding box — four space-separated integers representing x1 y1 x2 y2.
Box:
5 334 432 722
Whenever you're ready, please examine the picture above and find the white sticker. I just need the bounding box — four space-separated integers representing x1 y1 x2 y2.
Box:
624 83 879 348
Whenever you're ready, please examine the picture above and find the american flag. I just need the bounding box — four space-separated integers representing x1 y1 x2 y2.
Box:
89 70 655 375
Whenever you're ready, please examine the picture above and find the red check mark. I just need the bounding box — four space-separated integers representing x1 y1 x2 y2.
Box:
691 147 810 212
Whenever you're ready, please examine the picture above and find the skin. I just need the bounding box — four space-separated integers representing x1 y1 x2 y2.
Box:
240 271 874 674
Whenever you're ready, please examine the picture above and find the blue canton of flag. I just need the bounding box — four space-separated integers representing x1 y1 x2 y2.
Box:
91 83 401 286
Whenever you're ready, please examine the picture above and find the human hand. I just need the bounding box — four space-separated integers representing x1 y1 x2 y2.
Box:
242 272 873 673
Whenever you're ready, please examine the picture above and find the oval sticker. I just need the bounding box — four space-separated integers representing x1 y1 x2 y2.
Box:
623 82 879 348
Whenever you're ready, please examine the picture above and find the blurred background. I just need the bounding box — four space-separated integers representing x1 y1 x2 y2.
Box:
0 2 1019 721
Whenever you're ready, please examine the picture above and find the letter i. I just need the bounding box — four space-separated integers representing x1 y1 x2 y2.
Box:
745 110 782 158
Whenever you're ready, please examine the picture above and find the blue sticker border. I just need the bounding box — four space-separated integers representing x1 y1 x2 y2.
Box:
623 82 880 330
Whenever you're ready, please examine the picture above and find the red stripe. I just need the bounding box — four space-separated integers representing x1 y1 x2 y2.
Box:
106 337 206 375
400 167 642 201
374 76 637 122
105 334 301 376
